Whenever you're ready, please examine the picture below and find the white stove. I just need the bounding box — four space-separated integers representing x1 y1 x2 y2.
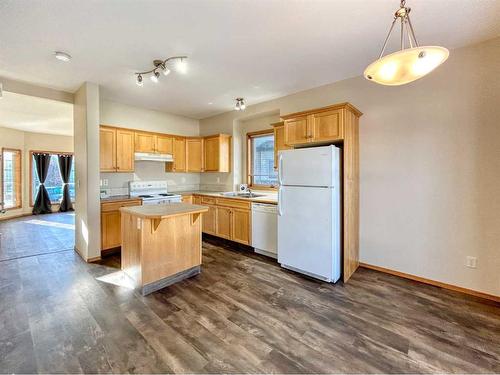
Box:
129 181 182 205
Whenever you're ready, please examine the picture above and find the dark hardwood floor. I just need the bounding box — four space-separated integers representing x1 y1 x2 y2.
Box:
0 237 499 373
0 212 75 261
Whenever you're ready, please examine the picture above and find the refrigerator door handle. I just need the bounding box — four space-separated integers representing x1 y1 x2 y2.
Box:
278 186 283 216
278 153 283 185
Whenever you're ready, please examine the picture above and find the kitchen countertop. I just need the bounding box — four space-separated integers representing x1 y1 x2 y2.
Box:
120 203 208 219
176 190 278 205
100 195 142 203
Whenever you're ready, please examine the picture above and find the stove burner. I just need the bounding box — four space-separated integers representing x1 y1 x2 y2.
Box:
159 193 176 196
138 194 154 198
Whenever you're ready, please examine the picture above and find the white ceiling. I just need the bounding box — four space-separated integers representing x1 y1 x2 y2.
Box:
0 92 73 136
0 0 499 119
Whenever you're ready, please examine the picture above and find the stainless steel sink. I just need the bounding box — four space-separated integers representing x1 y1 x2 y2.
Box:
220 192 264 198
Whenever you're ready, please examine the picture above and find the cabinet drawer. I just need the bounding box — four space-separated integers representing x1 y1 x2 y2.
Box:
216 198 251 210
182 195 193 204
101 199 142 212
201 196 217 205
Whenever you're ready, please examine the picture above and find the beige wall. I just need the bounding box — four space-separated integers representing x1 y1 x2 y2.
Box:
0 126 73 219
199 37 500 297
100 100 201 192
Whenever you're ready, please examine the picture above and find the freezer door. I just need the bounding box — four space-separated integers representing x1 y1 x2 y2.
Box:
279 145 340 187
277 185 341 282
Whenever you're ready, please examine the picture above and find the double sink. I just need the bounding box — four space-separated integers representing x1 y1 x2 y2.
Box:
220 191 265 198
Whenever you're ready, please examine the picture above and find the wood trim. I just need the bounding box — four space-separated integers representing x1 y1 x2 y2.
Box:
270 121 284 128
281 102 363 120
246 129 277 189
74 246 102 263
1 148 23 210
29 150 74 207
0 212 31 221
359 262 500 303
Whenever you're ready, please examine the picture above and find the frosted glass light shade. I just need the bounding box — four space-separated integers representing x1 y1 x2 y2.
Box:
364 46 449 86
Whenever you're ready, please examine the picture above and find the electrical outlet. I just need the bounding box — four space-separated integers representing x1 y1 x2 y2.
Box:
466 256 477 269
103 179 108 186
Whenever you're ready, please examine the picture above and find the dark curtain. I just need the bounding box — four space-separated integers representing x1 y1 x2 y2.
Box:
32 153 52 215
58 154 74 212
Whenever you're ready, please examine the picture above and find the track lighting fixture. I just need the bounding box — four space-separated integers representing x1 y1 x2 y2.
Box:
234 98 246 111
151 71 160 83
135 56 187 86
364 0 449 86
136 74 143 86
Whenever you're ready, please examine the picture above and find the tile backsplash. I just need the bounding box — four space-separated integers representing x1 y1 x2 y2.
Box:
100 161 201 196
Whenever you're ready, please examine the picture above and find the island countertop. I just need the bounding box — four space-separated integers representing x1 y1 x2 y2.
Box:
120 202 208 219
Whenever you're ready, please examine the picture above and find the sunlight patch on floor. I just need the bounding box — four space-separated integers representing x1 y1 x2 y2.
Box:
25 219 75 230
96 271 135 289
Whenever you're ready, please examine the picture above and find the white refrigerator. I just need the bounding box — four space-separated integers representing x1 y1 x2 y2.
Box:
277 145 341 282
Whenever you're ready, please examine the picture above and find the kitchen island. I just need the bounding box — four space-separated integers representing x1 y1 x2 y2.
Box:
120 203 208 295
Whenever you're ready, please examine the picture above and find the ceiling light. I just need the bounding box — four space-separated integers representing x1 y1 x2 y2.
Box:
134 56 187 86
364 0 449 86
54 51 71 62
136 74 143 87
150 71 160 83
161 64 170 76
176 57 188 74
234 98 246 111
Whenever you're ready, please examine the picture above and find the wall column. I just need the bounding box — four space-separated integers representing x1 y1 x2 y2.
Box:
73 82 101 261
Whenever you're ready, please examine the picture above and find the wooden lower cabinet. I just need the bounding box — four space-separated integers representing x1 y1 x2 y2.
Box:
196 195 252 246
181 195 193 204
231 208 251 245
215 207 232 240
202 205 216 235
101 211 121 250
101 199 142 251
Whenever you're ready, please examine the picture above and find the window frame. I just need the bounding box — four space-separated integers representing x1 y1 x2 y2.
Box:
29 150 74 207
1 148 23 211
246 129 277 190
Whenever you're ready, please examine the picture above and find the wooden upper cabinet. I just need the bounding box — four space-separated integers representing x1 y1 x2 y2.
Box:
100 126 135 172
135 132 157 153
282 103 361 147
204 134 231 172
171 137 187 172
116 129 135 172
186 138 203 172
284 116 309 146
156 135 173 154
272 122 291 170
310 109 343 143
100 127 116 172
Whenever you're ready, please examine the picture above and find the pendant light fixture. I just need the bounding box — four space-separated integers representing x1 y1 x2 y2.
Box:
135 56 187 86
364 0 449 86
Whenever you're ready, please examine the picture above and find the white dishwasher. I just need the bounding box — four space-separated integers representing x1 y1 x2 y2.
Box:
251 203 278 259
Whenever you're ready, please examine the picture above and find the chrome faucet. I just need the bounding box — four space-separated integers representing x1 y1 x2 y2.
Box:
0 201 5 214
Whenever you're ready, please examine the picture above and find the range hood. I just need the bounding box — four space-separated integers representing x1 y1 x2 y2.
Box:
134 152 174 162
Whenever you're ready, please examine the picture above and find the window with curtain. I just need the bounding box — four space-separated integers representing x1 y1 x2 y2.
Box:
1 148 22 209
31 153 75 204
247 131 278 188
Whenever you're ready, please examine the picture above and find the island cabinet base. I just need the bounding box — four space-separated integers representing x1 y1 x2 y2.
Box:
120 209 204 295
142 265 200 296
